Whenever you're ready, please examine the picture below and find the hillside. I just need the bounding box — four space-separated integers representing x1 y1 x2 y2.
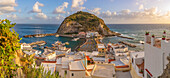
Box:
57 11 120 36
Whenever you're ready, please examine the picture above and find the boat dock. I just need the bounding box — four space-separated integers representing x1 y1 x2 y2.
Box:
29 41 46 46
23 33 57 38
118 41 136 47
59 34 75 38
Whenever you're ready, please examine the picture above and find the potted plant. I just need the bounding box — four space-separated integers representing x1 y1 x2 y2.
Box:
152 34 155 38
163 30 166 34
162 35 166 40
145 31 149 35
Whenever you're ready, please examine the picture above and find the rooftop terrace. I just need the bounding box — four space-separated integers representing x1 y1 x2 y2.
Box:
92 64 115 78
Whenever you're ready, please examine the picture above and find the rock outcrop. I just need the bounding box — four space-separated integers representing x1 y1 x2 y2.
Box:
57 11 120 36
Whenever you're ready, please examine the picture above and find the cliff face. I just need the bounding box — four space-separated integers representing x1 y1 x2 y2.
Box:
57 11 120 36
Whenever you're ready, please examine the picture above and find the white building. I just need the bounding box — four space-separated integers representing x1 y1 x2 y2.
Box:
130 52 144 78
60 57 73 78
92 56 108 64
91 64 116 78
68 61 86 78
97 44 106 56
45 52 56 61
107 43 128 56
86 31 99 38
144 35 170 78
21 43 32 50
55 48 71 54
41 61 57 75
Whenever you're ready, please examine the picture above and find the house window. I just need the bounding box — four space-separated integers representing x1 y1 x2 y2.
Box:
132 58 134 64
102 49 104 51
72 73 74 76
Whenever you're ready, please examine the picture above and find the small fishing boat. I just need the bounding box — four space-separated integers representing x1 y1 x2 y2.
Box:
65 42 69 45
32 45 37 47
72 38 79 41
35 35 45 37
55 34 59 37
39 46 44 49
38 43 46 46
139 41 144 44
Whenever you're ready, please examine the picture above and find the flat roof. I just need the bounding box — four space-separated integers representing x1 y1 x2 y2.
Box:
92 57 105 61
61 57 73 68
86 65 94 70
92 64 115 77
97 44 105 48
69 61 85 70
131 52 144 59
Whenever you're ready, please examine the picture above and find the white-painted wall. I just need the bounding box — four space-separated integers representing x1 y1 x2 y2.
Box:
68 70 85 78
144 36 170 78
41 63 56 75
130 53 144 78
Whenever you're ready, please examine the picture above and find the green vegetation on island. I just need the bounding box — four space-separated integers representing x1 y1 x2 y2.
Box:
57 11 120 36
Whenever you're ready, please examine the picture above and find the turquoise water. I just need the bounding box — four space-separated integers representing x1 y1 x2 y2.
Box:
13 24 85 51
103 24 170 51
13 24 170 51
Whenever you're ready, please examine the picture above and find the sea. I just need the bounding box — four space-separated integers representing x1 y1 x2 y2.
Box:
13 24 170 52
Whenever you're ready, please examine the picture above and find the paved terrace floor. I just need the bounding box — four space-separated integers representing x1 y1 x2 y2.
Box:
116 71 132 78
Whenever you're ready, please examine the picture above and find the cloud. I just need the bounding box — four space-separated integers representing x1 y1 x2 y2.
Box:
144 7 158 15
34 13 47 19
55 15 65 20
0 12 3 15
28 17 33 20
98 7 170 24
136 2 139 5
119 9 131 14
87 8 101 15
99 10 117 18
0 0 17 6
6 14 17 19
30 1 44 13
139 4 144 10
0 0 17 14
53 2 69 14
71 0 86 11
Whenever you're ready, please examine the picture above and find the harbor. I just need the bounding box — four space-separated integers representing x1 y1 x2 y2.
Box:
118 41 136 47
23 33 57 38
28 41 46 46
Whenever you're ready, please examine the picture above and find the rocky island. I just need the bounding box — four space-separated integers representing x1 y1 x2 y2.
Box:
57 11 120 36
24 11 134 40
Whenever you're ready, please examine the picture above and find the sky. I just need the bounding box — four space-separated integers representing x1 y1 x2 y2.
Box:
1 0 170 24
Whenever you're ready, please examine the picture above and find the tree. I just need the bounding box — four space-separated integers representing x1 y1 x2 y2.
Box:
0 19 59 78
0 19 21 77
